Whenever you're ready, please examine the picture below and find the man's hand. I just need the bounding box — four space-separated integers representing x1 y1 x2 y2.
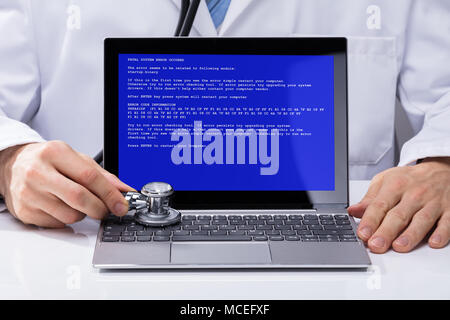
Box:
348 157 450 253
0 141 135 228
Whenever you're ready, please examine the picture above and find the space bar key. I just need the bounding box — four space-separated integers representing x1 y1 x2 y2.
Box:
172 235 252 241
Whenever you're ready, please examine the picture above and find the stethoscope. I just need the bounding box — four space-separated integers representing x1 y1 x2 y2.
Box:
94 0 202 226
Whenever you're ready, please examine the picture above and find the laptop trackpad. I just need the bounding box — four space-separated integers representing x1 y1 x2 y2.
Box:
171 243 271 265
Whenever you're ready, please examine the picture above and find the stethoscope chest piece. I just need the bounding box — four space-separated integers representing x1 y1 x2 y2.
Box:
124 182 181 227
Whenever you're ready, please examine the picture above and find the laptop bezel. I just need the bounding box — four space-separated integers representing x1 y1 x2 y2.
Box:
104 37 348 209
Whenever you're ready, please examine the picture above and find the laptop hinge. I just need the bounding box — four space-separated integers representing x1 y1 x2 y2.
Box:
313 203 348 212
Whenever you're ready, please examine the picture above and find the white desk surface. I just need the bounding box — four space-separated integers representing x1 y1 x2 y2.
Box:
1 180 449 300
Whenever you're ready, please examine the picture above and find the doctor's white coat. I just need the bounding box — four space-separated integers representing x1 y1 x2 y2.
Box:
0 0 449 182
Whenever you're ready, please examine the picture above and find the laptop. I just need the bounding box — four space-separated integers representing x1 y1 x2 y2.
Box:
93 37 371 269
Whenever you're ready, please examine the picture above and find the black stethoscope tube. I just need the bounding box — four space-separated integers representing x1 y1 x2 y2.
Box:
94 0 200 165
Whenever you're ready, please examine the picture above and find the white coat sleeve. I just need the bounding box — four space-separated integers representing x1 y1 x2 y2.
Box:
397 0 450 166
0 0 45 153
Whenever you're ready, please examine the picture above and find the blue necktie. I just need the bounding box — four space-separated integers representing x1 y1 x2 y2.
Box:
206 0 231 29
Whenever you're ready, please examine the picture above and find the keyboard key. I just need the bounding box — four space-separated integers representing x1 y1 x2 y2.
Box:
137 236 152 242
173 230 190 236
155 230 171 236
122 215 134 222
127 225 144 231
103 231 121 237
286 235 300 241
304 215 318 220
165 225 181 231
230 220 246 225
324 225 353 230
253 236 268 241
136 230 153 236
105 215 120 222
229 230 246 236
274 225 291 230
229 215 242 220
313 230 339 235
319 234 339 238
293 225 307 230
183 225 200 230
334 215 349 220
266 230 281 236
320 238 339 242
320 220 336 225
297 230 312 235
121 231 135 237
269 236 284 241
274 215 287 220
303 220 320 225
281 230 296 236
211 230 228 236
172 235 252 241
337 230 356 235
201 225 218 231
121 236 135 242
288 215 303 220
182 215 196 221
308 225 323 230
319 215 333 220
198 215 211 220
153 236 170 241
336 220 351 225
248 230 264 236
256 225 273 230
104 217 122 224
258 215 271 220
218 225 236 231
102 236 119 242
243 215 257 220
319 235 339 240
341 238 358 242
123 223 136 228
238 225 255 230
193 220 210 225
192 230 209 236
302 237 319 242
104 225 126 232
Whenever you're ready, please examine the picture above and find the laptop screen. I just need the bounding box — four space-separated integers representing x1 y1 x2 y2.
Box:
117 53 335 191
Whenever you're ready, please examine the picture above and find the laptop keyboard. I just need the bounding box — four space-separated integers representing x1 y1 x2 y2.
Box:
101 214 358 243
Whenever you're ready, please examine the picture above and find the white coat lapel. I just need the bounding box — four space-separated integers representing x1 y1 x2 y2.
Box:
170 0 217 36
219 0 256 35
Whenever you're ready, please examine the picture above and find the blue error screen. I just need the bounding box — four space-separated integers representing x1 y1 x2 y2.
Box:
118 53 335 191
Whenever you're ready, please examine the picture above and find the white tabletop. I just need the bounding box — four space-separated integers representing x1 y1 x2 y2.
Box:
1 180 449 300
